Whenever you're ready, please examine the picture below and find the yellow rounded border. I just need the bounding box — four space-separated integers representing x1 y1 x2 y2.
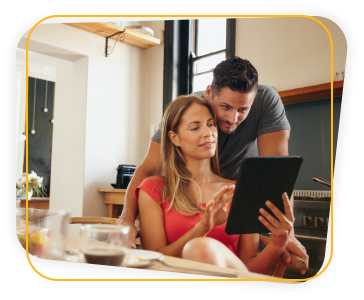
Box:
25 14 334 282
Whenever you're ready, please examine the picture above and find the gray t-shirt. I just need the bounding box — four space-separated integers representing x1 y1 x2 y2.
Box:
152 85 291 180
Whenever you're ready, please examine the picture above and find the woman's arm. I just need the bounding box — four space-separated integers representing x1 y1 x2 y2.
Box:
238 193 294 275
138 185 234 258
238 234 284 275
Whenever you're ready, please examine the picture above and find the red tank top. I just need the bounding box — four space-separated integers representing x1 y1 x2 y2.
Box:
135 176 240 257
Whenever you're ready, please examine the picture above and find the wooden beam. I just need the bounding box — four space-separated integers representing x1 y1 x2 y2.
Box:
279 80 344 105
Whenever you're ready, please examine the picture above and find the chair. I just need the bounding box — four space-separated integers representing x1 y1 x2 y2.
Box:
70 217 119 225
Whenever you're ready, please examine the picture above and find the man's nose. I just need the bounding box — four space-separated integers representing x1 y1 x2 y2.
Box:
227 111 239 124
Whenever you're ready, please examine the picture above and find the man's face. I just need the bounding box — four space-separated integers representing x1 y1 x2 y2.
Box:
204 86 256 134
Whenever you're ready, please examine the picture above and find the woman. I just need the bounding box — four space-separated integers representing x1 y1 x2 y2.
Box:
136 95 294 274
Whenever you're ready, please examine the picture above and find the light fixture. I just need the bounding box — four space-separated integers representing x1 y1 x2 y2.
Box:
43 80 48 113
51 81 55 124
31 78 36 134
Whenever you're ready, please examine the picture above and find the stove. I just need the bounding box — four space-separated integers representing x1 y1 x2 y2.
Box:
283 190 331 279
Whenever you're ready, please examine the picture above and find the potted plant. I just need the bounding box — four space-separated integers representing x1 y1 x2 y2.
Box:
16 171 47 199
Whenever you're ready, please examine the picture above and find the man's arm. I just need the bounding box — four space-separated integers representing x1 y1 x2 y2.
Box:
256 130 290 157
257 129 291 206
118 140 162 248
257 129 308 274
257 130 294 217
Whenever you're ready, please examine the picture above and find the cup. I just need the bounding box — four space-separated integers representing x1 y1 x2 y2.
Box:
80 224 130 267
16 208 69 260
16 208 47 257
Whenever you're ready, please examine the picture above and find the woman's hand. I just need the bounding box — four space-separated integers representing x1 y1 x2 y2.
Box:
198 185 235 234
258 192 294 252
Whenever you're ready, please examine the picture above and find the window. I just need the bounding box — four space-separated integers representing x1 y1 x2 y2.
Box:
191 19 235 93
163 19 235 110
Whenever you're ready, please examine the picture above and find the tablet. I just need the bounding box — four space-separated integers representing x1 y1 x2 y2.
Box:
225 156 303 235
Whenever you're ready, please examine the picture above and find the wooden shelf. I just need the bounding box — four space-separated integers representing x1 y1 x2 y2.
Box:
65 22 160 49
17 198 50 209
279 80 344 105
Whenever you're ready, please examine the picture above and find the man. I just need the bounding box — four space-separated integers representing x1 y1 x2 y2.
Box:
119 56 308 274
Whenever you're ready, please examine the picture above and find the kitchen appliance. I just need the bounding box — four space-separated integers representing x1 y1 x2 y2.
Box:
111 165 137 189
284 189 331 279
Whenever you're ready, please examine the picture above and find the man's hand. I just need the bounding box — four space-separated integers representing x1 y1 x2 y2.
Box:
279 236 309 275
118 219 138 249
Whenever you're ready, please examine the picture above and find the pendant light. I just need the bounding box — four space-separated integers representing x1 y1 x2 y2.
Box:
43 60 55 123
51 81 55 124
31 78 36 134
43 80 48 113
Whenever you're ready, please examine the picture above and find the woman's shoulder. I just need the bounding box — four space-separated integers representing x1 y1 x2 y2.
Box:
136 176 165 203
139 176 165 191
141 176 164 184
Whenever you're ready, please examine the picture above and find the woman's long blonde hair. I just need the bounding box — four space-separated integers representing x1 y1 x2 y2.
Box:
160 95 220 216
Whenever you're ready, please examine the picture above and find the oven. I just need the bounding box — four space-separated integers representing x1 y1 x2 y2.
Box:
283 190 331 279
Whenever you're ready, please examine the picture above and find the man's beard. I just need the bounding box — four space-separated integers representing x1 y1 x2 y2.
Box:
218 121 238 134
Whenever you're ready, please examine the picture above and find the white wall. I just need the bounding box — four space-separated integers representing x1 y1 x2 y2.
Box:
134 21 165 161
17 21 164 218
236 17 347 91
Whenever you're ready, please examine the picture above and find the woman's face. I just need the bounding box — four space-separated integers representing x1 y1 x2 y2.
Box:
169 103 218 160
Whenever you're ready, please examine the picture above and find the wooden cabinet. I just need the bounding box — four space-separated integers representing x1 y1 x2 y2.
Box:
17 198 50 209
98 188 126 218
279 80 344 105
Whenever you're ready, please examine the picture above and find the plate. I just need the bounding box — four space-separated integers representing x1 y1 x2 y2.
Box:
64 250 82 262
126 249 164 267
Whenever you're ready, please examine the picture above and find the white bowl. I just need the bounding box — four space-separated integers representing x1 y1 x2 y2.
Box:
125 26 154 37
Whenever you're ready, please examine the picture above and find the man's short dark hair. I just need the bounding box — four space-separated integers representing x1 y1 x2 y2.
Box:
211 56 258 96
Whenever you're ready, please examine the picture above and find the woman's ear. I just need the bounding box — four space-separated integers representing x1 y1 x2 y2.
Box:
168 131 180 147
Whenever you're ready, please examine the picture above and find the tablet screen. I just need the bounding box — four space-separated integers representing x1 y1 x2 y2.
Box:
225 156 303 235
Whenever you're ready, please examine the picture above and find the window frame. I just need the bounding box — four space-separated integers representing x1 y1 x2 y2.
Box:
189 19 236 93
